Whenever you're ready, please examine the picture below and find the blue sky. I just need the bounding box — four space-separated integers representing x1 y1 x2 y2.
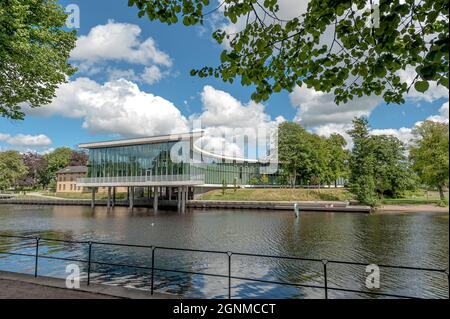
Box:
0 0 448 153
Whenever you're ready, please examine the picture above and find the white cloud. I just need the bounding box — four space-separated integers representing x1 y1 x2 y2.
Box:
0 133 52 147
141 66 164 85
216 0 309 49
370 127 414 146
426 101 449 123
193 85 285 158
106 66 165 85
71 20 172 67
107 68 141 82
397 66 448 102
313 101 449 148
312 123 353 148
71 21 172 85
24 78 189 137
22 80 282 160
198 85 273 128
290 85 382 128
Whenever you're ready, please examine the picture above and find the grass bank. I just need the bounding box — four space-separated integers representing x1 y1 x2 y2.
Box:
200 188 353 202
381 190 448 206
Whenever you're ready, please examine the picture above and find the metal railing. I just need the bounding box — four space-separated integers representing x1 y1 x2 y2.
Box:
0 234 448 299
77 174 205 185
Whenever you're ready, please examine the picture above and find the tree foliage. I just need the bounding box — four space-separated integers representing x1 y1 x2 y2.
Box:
0 0 77 120
16 152 48 188
129 0 448 104
409 121 449 200
0 148 89 190
0 150 28 190
348 117 417 206
70 150 89 166
278 121 348 187
325 133 349 187
42 147 73 185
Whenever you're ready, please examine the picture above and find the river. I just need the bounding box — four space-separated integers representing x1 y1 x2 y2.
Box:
0 205 448 299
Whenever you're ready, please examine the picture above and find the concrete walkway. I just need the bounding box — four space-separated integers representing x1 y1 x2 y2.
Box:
0 271 176 299
24 192 79 201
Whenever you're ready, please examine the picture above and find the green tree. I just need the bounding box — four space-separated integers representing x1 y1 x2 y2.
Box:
0 0 77 120
129 0 448 104
278 122 308 186
369 135 417 198
325 134 349 187
16 152 48 189
409 121 449 200
347 117 378 206
278 122 331 187
42 147 72 186
0 151 28 190
348 117 418 205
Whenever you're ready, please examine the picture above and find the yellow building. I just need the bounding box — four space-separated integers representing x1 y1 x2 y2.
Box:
56 166 88 193
56 166 128 194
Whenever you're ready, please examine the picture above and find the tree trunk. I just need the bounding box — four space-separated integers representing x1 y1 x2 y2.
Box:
438 185 445 201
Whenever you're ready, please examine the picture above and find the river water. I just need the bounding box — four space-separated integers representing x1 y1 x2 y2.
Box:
0 205 448 299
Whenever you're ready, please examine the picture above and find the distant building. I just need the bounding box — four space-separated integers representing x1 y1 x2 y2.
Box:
56 166 88 193
56 166 127 193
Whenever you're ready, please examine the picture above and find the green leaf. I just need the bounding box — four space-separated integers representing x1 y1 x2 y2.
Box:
414 80 429 93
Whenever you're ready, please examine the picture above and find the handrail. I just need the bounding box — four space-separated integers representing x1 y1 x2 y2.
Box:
77 174 205 184
0 234 448 299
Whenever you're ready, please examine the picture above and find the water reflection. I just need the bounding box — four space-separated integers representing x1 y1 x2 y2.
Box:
0 205 448 298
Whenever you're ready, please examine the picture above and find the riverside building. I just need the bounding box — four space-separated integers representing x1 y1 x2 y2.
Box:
77 131 278 212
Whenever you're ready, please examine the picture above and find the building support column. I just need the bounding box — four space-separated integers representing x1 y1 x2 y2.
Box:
112 187 116 207
129 187 134 209
168 187 172 201
177 186 181 212
107 187 111 208
153 186 159 212
181 186 186 213
91 187 96 208
184 186 188 212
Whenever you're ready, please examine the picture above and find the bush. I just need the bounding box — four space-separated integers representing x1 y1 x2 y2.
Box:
437 199 449 207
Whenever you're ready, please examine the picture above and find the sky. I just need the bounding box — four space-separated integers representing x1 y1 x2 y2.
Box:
0 0 448 154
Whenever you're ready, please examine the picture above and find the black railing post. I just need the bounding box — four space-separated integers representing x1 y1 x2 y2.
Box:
34 237 40 277
228 251 232 299
87 242 92 285
151 247 155 295
322 259 328 299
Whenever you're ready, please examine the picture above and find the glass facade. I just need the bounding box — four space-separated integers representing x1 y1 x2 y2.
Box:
88 141 191 179
87 140 278 185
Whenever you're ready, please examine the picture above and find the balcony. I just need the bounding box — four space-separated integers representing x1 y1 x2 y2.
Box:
76 174 205 187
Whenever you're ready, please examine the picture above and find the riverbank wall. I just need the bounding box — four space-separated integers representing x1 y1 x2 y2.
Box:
0 198 372 213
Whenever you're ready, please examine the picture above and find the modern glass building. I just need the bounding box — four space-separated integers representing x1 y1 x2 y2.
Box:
78 132 278 188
